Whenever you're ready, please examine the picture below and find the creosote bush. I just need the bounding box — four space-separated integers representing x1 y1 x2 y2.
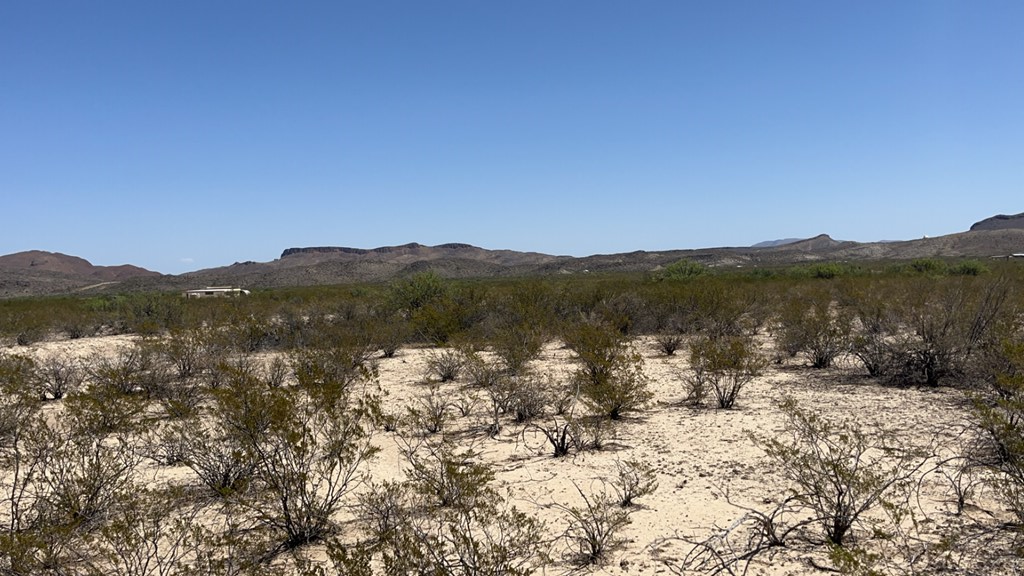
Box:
654 333 684 356
242 383 381 549
972 337 1024 521
612 459 659 507
33 351 85 400
755 397 926 547
558 483 633 566
686 335 767 409
425 347 465 383
776 290 851 369
563 321 651 420
369 438 549 575
490 323 546 376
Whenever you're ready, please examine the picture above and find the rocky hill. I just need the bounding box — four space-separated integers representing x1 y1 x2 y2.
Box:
0 251 161 297
970 213 1024 231
0 251 158 280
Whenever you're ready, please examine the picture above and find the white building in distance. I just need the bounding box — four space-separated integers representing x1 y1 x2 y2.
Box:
182 286 251 298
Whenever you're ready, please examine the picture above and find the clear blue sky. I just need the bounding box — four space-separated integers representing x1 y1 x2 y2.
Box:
2 2 1022 274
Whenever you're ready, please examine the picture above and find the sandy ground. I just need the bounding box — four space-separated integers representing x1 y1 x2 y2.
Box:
9 334 1020 575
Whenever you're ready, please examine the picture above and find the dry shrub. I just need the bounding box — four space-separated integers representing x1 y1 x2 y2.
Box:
687 335 767 409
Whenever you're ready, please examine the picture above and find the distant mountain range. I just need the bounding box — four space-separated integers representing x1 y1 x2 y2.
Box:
1 214 1022 297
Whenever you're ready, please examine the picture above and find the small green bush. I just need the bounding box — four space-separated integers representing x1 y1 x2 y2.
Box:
658 259 708 281
563 322 651 420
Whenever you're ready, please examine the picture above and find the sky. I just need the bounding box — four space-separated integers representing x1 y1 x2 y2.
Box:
2 2 1022 274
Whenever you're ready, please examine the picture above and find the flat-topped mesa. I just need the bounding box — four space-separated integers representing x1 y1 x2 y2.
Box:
280 243 478 259
970 212 1024 232
280 246 370 258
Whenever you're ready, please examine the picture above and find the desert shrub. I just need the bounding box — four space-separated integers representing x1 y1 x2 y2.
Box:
209 364 290 451
115 293 185 335
842 279 907 378
576 416 613 452
593 291 648 335
528 416 578 458
371 439 549 575
910 258 948 275
0 352 38 401
290 344 377 404
800 262 861 280
83 487 200 576
612 459 659 507
63 383 149 437
225 312 277 352
756 398 926 546
690 279 753 337
775 289 851 368
451 392 477 418
890 277 1011 387
358 480 410 547
490 323 545 376
0 373 38 447
384 275 485 345
8 313 47 346
174 415 257 498
687 335 768 409
654 333 684 356
0 362 42 557
371 313 411 358
402 440 494 511
139 421 190 466
62 313 99 340
658 258 708 281
850 331 901 379
558 484 633 566
30 423 142 532
407 385 454 435
464 352 505 389
509 375 550 423
949 259 989 276
87 342 170 397
159 326 213 379
563 321 651 420
386 271 450 314
482 373 516 436
262 355 290 388
32 351 85 401
425 348 465 383
240 385 381 549
156 377 203 420
972 337 1024 521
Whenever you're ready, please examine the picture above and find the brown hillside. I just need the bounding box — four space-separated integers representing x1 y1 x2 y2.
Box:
0 250 159 281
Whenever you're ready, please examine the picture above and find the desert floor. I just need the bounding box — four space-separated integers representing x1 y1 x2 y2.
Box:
13 333 1020 576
